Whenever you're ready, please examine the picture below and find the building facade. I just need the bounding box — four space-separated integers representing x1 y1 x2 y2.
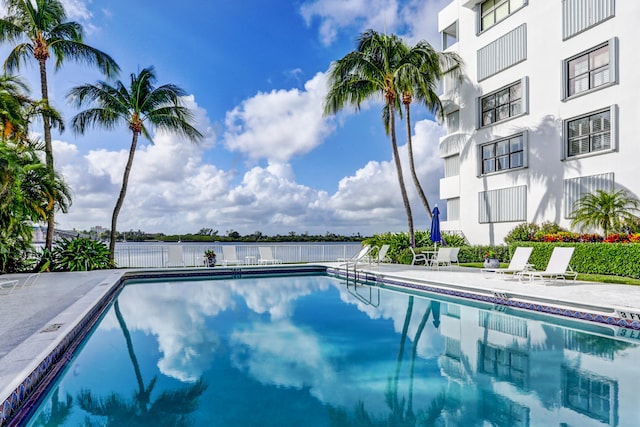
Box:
436 0 639 244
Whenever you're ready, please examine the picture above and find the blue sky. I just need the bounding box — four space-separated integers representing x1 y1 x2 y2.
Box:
2 0 451 236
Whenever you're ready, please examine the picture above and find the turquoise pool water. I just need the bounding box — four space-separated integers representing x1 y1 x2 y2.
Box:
24 275 640 426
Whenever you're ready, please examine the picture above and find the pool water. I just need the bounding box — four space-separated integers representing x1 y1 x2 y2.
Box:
24 275 640 426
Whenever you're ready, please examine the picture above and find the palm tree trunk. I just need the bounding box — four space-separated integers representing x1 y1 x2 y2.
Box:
408 303 432 417
109 132 139 262
114 300 146 396
389 106 415 247
405 103 432 219
39 59 55 251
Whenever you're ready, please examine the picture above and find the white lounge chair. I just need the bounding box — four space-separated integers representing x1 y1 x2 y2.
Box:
518 247 578 283
258 247 282 264
429 247 453 270
482 247 533 279
371 244 391 264
0 279 19 295
340 245 372 269
221 246 243 266
166 245 185 267
449 247 460 267
410 247 428 266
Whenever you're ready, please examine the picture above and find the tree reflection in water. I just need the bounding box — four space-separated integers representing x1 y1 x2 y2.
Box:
76 300 207 426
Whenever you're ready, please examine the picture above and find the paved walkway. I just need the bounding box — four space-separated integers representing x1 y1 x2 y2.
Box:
2 264 640 419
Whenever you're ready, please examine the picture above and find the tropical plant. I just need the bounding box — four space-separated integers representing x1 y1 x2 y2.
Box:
570 189 640 237
67 66 203 261
1 139 71 272
399 41 461 220
46 237 111 271
325 29 418 247
0 0 119 250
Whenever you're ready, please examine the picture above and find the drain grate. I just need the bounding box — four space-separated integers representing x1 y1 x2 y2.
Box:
41 323 63 333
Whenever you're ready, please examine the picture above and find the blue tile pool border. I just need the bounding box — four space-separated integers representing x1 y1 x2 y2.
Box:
327 267 640 331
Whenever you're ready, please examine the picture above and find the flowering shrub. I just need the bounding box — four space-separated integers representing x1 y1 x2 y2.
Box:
630 234 640 243
484 250 498 259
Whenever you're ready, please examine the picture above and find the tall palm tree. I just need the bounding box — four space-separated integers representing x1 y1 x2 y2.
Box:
67 66 203 261
570 189 640 237
325 29 417 247
399 43 462 220
0 0 119 250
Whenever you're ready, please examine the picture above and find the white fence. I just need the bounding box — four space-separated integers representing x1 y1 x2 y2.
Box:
114 243 363 268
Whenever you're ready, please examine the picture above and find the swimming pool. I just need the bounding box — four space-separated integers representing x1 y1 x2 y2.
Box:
19 274 640 425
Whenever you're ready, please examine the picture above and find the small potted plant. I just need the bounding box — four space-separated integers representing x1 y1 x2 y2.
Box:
204 249 217 267
483 249 499 268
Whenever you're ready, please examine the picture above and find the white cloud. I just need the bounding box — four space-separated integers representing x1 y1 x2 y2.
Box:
300 0 401 46
54 74 445 236
223 72 334 163
300 0 447 47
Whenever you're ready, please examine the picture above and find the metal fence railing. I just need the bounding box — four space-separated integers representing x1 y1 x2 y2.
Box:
113 243 363 268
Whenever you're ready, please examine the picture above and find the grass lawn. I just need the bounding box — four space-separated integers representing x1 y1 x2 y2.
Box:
461 263 640 286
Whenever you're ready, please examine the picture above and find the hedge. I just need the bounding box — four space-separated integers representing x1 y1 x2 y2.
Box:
509 242 640 279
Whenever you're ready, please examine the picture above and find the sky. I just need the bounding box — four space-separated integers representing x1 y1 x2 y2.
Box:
2 0 452 237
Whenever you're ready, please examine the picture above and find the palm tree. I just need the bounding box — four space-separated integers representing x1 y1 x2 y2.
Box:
398 43 462 220
325 29 417 247
0 0 119 250
67 66 203 261
570 189 640 237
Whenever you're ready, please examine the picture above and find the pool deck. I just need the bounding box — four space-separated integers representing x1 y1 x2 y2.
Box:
2 264 640 423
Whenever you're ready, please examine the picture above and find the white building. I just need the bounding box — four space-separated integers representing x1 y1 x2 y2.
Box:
436 0 639 244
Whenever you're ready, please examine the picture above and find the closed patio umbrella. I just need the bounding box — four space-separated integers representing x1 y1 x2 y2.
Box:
430 206 441 249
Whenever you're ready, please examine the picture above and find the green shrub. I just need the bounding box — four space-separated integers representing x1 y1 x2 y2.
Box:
364 230 468 263
509 242 640 278
44 237 113 271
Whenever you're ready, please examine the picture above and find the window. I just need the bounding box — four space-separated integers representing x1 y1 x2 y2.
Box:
444 155 460 177
566 108 611 157
481 81 523 127
477 24 527 81
447 198 460 221
446 110 460 133
562 367 617 424
480 0 524 32
481 134 524 174
442 21 458 50
563 172 613 218
478 186 526 223
565 40 617 98
562 0 615 40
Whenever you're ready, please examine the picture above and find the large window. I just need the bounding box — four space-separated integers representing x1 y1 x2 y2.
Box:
446 110 460 133
481 81 522 127
566 108 611 157
566 41 615 98
480 0 524 32
481 134 524 174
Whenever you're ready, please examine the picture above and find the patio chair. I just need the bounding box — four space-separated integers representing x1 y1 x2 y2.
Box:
0 279 19 295
410 247 428 266
258 247 282 265
18 273 40 289
482 247 533 279
221 246 244 266
371 244 391 264
449 247 461 267
339 245 372 269
429 247 453 270
166 245 185 267
518 247 578 283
